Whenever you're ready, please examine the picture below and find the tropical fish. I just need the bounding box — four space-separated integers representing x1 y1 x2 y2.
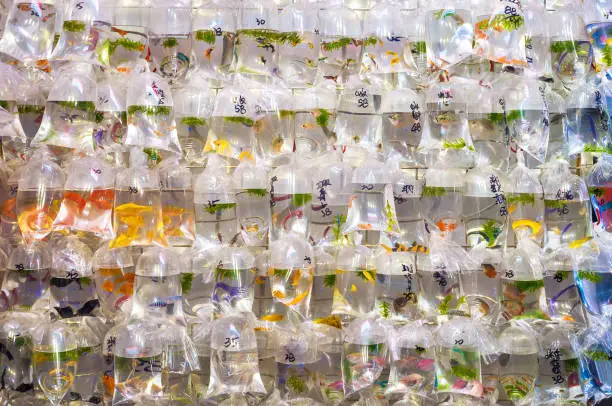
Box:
261 314 284 322
300 122 317 130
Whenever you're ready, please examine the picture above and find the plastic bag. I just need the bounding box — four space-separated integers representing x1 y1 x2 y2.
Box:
341 315 389 400
16 150 65 243
584 0 612 74
159 157 195 247
342 159 400 240
522 0 552 78
308 151 352 247
0 0 59 65
566 82 611 157
277 5 319 87
109 149 166 248
293 84 337 157
386 322 436 400
132 247 186 323
53 155 115 238
191 5 235 82
252 81 294 164
419 230 473 319
535 322 584 403
1 242 50 312
391 168 424 248
467 82 509 170
206 83 257 163
92 244 135 319
96 0 149 73
0 64 28 144
230 0 279 78
233 159 270 247
212 247 256 316
503 76 558 165
434 318 497 399
31 320 79 405
184 237 219 317
502 235 548 321
193 154 238 244
381 88 424 168
49 236 97 319
269 234 314 320
50 0 100 63
174 75 215 167
542 158 591 246
375 247 420 323
424 1 474 71
542 241 586 324
418 80 475 168
269 159 312 241
571 237 612 319
361 3 414 89
463 166 509 249
207 311 267 403
334 77 382 152
331 245 376 320
125 71 181 154
0 310 42 398
31 63 97 152
275 323 323 402
65 316 107 403
474 0 527 67
421 167 464 243
148 3 192 84
507 151 544 247
571 318 612 403
318 6 362 85
1 167 22 246
497 321 539 404
93 76 128 151
104 319 164 404
549 6 593 90
588 154 612 240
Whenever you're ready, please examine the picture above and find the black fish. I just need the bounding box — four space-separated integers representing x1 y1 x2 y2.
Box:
55 299 100 319
0 343 13 361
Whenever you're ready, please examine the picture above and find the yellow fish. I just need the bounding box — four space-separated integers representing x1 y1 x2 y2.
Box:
213 139 231 154
261 314 284 322
350 284 357 292
288 291 309 306
238 150 254 161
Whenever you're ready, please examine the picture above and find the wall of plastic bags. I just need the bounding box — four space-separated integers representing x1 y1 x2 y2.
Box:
0 0 611 405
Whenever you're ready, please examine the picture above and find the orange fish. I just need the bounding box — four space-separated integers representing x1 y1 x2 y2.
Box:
358 223 373 230
118 283 133 296
436 220 456 232
483 264 497 278
102 280 115 292
205 48 214 61
301 123 317 130
111 27 128 36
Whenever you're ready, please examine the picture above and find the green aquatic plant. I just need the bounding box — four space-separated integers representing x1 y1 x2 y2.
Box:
194 30 216 44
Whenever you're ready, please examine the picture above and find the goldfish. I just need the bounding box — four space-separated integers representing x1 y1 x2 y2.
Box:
288 291 309 306
261 314 284 322
350 284 357 292
291 269 302 286
385 51 398 57
101 280 115 292
483 264 497 278
436 220 456 233
205 47 214 61
387 113 405 128
390 57 401 66
301 122 317 130
358 223 373 230
272 290 286 299
213 139 231 154
313 315 342 329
